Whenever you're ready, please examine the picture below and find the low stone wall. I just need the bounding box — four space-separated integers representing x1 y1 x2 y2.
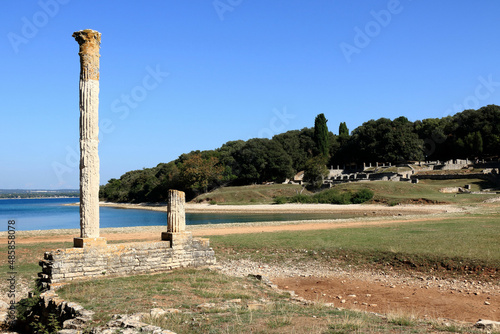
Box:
412 173 489 181
38 233 215 289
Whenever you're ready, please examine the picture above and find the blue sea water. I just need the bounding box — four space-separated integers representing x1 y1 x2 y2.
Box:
0 198 353 232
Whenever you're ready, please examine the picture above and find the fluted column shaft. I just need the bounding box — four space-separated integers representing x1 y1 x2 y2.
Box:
167 189 186 233
73 29 101 239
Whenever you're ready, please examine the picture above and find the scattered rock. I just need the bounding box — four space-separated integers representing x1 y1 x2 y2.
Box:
95 313 175 334
0 311 8 324
0 300 9 311
150 308 167 318
246 302 268 311
165 308 181 314
475 319 500 330
226 299 242 304
197 303 216 309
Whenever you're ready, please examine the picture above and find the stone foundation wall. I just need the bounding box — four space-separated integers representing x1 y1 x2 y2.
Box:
38 234 215 289
412 173 490 181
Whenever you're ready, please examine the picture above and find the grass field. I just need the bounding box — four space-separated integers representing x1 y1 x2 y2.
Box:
50 210 499 333
194 184 311 204
53 267 489 333
192 178 497 205
52 267 482 333
334 178 497 204
211 214 500 278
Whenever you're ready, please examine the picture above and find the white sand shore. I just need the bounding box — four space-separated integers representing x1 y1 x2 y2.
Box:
97 201 462 215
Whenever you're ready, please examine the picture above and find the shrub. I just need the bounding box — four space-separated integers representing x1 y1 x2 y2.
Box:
273 188 374 205
274 196 288 204
288 194 314 203
351 188 374 204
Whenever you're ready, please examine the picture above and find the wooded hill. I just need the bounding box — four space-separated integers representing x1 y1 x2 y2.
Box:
100 105 500 203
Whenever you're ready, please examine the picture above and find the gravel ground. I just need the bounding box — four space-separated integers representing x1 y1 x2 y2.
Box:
215 258 499 296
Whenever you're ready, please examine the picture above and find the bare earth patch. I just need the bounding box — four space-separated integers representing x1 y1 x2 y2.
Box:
274 276 499 323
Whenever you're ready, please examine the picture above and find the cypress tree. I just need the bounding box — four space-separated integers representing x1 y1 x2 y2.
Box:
339 122 349 137
314 113 329 157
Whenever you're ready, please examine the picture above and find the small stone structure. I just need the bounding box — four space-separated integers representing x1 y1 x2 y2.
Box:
37 30 215 290
38 189 215 289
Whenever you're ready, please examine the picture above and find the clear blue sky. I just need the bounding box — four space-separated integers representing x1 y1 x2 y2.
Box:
1 1 499 189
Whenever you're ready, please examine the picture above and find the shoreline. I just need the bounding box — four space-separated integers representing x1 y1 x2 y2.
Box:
0 213 470 241
96 201 462 215
4 200 485 236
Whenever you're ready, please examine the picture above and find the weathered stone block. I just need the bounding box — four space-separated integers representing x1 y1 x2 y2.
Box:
74 237 107 248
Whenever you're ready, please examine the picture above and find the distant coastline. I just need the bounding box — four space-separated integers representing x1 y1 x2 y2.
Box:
0 189 79 200
0 196 79 200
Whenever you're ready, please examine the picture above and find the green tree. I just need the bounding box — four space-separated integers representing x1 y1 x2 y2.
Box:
180 153 224 194
233 138 293 184
314 113 329 157
346 116 424 163
339 122 349 137
273 128 316 173
217 140 246 182
303 156 329 189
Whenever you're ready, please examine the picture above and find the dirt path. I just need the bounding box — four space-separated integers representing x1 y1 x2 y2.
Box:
1 216 457 244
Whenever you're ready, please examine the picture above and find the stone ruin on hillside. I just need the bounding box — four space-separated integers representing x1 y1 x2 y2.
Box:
38 29 215 290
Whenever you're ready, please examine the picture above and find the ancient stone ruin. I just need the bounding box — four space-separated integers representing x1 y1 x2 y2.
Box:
72 29 105 248
38 30 215 290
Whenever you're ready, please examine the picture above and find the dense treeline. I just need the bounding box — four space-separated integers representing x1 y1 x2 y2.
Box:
100 105 500 202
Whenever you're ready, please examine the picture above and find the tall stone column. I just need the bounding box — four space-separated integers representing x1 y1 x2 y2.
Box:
162 189 191 248
73 29 105 248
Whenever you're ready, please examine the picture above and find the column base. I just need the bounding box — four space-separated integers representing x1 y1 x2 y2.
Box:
74 237 107 248
161 231 192 248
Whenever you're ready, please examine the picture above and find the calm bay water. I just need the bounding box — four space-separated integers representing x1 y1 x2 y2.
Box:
0 198 353 232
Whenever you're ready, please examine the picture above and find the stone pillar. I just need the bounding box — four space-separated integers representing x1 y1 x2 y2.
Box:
167 189 186 233
73 29 106 248
162 189 192 248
